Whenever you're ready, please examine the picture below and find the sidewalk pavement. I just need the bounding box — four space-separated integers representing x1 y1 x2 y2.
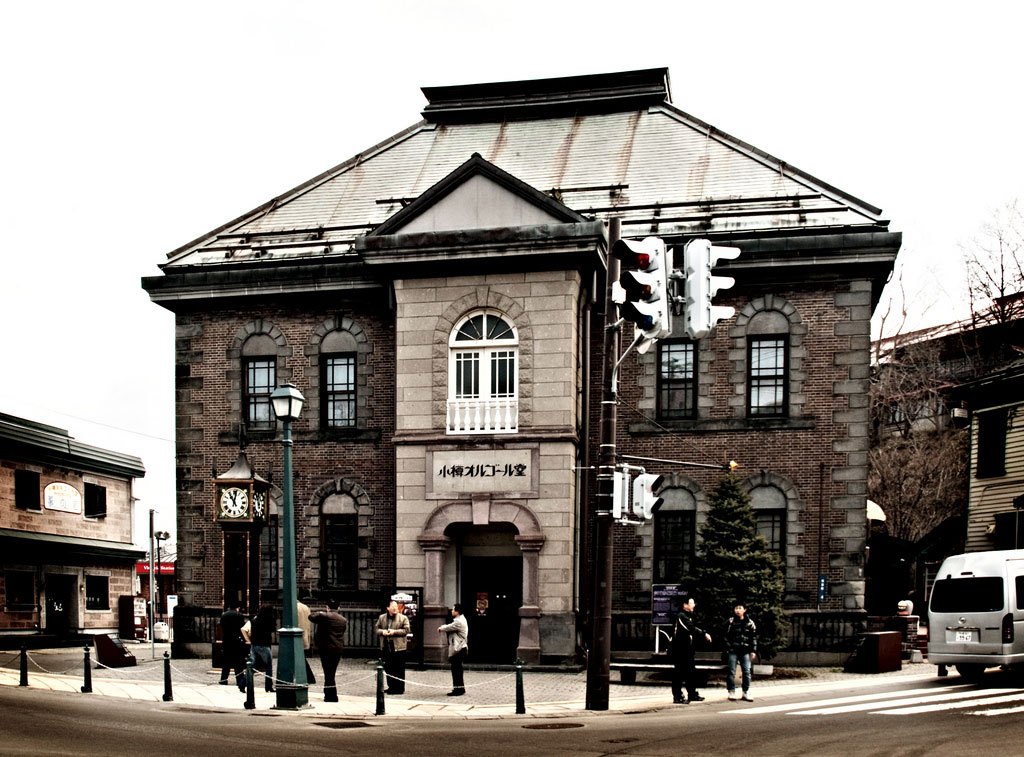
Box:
0 644 940 720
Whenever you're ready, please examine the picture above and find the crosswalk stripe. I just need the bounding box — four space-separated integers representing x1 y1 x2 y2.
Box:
967 704 1024 717
722 685 973 715
874 691 1024 716
791 687 1019 715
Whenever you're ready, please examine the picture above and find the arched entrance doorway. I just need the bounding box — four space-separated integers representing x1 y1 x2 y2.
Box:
419 498 544 664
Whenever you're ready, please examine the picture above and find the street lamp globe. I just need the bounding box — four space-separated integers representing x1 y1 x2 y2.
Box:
271 383 305 423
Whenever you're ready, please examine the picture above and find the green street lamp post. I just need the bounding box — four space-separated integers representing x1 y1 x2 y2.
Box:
271 383 308 709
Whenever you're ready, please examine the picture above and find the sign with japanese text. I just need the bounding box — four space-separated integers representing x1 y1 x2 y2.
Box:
44 482 82 514
427 447 538 499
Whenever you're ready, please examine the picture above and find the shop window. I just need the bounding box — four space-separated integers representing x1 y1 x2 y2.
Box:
85 575 109 610
15 470 40 510
322 353 356 428
84 483 106 518
976 408 1008 478
658 340 697 420
4 570 35 610
447 310 518 433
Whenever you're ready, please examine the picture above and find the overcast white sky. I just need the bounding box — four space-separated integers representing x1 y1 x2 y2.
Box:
2 1 1022 548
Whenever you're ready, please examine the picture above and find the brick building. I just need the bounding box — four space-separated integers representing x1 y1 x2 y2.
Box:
142 69 900 663
0 413 145 641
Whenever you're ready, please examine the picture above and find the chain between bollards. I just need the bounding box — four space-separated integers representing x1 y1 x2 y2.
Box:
19 645 28 687
515 658 525 714
162 651 173 702
81 645 92 693
375 659 385 715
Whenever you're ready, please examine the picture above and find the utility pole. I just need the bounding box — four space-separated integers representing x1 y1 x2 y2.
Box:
586 217 621 710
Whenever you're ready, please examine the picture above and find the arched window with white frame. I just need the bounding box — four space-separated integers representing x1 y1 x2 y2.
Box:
447 310 518 433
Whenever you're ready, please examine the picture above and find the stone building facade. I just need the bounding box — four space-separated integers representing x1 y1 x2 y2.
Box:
143 69 900 663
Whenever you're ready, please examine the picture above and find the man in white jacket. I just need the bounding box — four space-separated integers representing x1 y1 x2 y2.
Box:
437 604 469 696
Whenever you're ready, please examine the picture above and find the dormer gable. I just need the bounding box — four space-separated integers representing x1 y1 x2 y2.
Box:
370 153 587 237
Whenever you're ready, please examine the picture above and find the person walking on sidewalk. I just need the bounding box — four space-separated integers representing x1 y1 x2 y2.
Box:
670 596 712 704
376 599 410 694
437 603 469 696
242 606 276 693
297 600 316 684
723 602 758 701
219 604 247 691
309 599 348 702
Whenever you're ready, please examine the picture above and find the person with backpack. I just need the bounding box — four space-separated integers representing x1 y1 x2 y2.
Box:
723 602 758 701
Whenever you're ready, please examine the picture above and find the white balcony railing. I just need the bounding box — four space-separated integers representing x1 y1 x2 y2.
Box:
446 397 518 434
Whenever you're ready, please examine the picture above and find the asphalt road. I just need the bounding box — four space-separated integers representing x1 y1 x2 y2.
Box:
4 670 1024 756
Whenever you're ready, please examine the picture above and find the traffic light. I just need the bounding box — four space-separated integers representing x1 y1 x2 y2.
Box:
682 239 741 340
632 473 664 519
612 236 672 344
612 470 631 519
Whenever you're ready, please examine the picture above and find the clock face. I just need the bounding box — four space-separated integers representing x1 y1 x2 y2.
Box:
219 486 249 518
252 491 266 519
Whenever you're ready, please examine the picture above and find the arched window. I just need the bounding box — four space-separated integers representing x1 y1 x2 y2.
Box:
320 493 358 591
447 310 518 433
750 484 787 556
320 329 358 429
746 311 789 417
242 334 278 431
654 488 697 582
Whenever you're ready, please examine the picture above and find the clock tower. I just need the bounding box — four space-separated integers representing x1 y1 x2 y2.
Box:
213 451 271 613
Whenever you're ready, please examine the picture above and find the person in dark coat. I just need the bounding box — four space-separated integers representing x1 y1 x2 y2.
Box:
670 596 712 704
309 599 348 702
723 602 758 701
219 604 247 691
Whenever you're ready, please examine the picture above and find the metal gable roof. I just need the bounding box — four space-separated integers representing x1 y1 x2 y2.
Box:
159 71 890 271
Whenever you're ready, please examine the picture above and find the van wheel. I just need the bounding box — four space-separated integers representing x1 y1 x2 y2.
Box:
956 664 986 682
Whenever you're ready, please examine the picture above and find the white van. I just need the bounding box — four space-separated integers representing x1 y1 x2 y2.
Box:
928 549 1024 679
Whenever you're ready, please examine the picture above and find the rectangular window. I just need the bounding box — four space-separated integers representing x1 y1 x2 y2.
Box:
15 470 41 510
929 577 1004 613
454 352 480 398
490 350 516 397
323 354 356 428
658 341 697 420
755 510 785 555
748 337 788 416
245 359 276 430
85 575 109 611
322 515 358 590
84 483 107 518
976 408 1008 478
260 516 279 590
654 510 695 583
4 570 35 610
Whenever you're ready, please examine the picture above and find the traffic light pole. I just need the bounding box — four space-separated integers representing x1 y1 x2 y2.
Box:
586 217 621 711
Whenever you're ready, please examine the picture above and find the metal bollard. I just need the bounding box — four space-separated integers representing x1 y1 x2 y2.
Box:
244 654 255 710
81 646 92 693
162 651 173 702
20 646 27 687
375 659 385 716
515 658 525 714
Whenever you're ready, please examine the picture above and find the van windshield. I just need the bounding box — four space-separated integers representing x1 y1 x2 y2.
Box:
930 577 1004 613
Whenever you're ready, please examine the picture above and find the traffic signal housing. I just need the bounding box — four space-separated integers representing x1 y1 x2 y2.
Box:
612 236 672 344
612 470 631 519
682 239 741 339
632 472 664 519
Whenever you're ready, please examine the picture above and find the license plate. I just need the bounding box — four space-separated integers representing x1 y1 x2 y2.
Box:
955 630 973 642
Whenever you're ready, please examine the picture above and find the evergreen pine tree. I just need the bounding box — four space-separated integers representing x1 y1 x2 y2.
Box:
685 475 788 659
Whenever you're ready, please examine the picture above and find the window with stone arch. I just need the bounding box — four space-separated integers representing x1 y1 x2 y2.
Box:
241 333 279 432
653 487 698 583
749 484 787 556
746 310 791 417
320 493 359 591
447 309 519 433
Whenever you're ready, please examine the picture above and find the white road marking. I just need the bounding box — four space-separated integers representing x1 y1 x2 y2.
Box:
722 685 973 715
874 691 1024 715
